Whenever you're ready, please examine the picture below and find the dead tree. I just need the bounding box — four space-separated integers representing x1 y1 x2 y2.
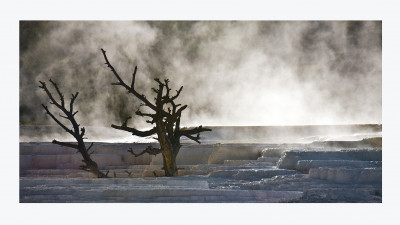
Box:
39 79 108 178
101 48 211 176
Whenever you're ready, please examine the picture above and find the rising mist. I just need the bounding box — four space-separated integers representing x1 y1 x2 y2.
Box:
20 21 382 128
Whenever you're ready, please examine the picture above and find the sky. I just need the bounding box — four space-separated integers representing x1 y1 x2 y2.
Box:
19 21 382 128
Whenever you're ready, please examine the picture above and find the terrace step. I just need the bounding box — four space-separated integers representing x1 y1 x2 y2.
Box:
19 177 302 203
209 168 299 181
295 160 382 173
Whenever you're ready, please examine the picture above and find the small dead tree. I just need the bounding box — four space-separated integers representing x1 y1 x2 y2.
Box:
39 79 108 178
101 48 211 176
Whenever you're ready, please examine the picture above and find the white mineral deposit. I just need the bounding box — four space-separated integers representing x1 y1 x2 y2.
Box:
20 125 382 203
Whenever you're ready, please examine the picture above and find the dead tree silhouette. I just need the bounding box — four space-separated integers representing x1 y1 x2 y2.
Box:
39 79 108 178
101 48 211 176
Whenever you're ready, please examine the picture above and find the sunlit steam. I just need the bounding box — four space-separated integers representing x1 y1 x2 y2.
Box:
20 21 381 130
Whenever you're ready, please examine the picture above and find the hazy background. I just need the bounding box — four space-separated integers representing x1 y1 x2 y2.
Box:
20 21 382 128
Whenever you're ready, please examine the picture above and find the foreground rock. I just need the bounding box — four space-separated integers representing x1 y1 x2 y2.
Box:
277 149 382 170
19 140 382 203
20 177 303 203
239 174 381 203
308 167 382 183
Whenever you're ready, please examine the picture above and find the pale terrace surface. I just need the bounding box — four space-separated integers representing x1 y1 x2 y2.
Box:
19 125 382 203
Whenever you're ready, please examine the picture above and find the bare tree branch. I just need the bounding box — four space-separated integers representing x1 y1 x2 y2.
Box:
135 110 154 118
111 124 157 137
128 146 162 157
101 48 158 111
125 170 133 177
87 142 94 151
49 79 65 107
183 133 201 144
41 104 74 136
170 86 183 101
164 79 171 97
52 140 79 149
80 127 86 138
173 105 187 120
130 66 137 88
39 81 62 109
59 113 69 119
180 125 212 136
70 92 79 113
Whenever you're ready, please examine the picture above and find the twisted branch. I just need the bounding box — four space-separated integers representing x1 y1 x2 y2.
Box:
101 48 158 112
128 145 162 157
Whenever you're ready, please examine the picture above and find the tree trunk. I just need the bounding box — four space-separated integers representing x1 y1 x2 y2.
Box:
77 140 108 178
157 121 178 176
82 159 107 178
162 149 177 176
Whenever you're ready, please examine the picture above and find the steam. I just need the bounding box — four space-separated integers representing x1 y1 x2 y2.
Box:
20 21 381 129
